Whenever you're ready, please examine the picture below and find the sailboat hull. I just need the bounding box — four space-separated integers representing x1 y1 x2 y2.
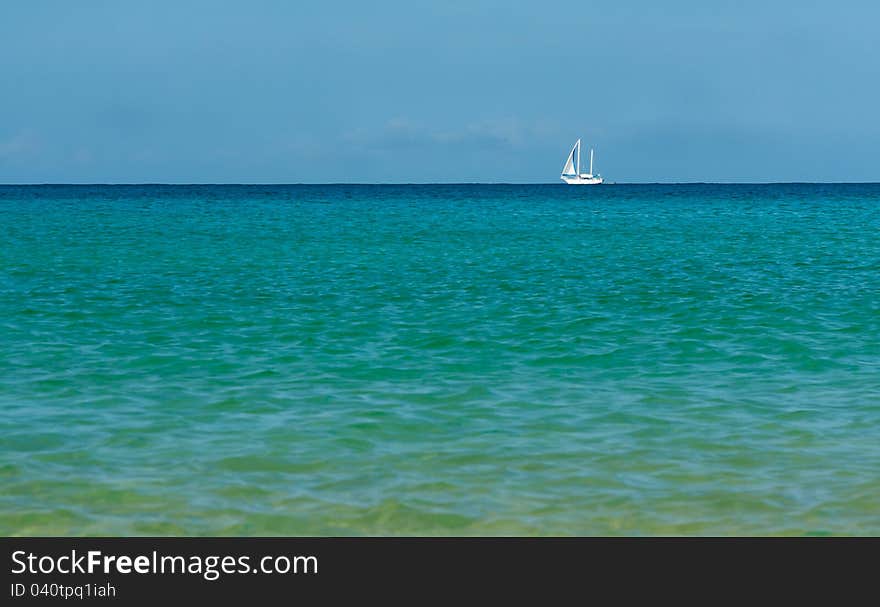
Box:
561 176 604 185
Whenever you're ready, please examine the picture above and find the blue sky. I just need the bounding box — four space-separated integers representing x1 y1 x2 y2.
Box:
1 1 878 183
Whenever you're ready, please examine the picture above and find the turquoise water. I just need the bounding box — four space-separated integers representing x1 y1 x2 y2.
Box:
2 184 879 535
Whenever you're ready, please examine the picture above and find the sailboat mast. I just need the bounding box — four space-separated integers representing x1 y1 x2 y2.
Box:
590 148 593 175
576 139 581 175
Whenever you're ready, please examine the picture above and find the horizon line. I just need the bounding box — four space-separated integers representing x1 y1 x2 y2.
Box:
2 181 880 187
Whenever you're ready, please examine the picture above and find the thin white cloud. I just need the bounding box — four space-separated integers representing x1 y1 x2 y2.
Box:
345 117 549 152
0 131 41 162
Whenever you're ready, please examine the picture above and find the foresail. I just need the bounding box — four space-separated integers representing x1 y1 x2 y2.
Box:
561 142 577 176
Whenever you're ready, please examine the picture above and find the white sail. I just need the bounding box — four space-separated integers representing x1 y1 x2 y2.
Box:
561 140 579 176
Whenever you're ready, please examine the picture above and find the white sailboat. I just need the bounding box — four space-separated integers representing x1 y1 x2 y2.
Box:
560 139 603 185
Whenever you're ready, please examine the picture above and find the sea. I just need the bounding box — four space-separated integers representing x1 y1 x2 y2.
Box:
1 183 878 535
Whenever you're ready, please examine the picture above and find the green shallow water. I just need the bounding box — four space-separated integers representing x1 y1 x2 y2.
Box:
1 184 879 535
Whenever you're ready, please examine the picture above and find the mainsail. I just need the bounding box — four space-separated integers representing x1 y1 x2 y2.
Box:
561 139 580 176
